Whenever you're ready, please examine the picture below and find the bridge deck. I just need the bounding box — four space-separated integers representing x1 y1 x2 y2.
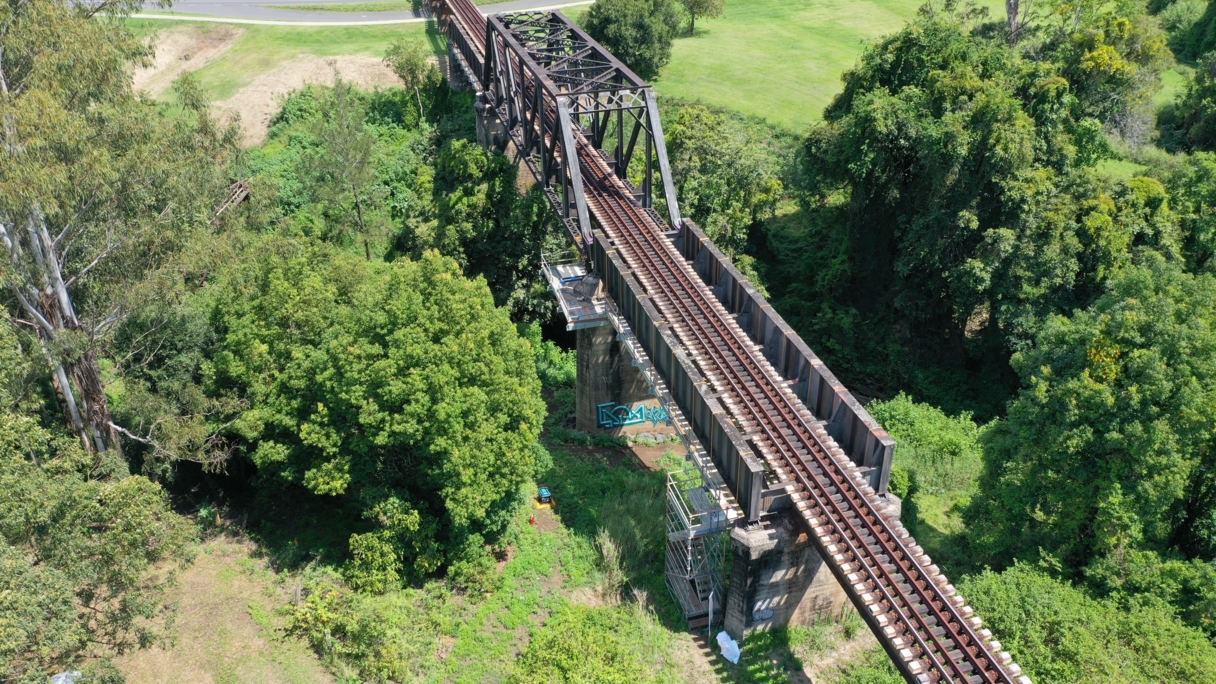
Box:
427 2 1031 682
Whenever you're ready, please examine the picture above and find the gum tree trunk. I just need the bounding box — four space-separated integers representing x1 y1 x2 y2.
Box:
0 211 121 456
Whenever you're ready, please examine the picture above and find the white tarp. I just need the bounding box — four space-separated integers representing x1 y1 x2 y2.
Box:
716 630 741 664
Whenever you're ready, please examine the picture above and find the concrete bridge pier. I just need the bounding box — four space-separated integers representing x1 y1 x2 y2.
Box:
724 511 849 637
576 324 677 439
723 500 902 639
475 94 508 153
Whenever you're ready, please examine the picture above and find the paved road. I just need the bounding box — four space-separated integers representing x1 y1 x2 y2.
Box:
136 0 591 24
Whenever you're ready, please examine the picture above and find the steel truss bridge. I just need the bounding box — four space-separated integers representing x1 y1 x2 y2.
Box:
424 1 1032 681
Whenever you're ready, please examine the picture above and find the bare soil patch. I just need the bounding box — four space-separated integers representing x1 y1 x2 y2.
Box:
673 633 731 684
133 26 243 97
215 55 399 146
115 535 332 684
530 505 561 532
631 443 684 471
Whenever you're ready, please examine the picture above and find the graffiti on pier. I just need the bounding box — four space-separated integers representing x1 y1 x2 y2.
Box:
596 402 670 429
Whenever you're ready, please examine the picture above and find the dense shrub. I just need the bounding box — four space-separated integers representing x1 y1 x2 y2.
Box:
961 564 1216 684
867 393 985 496
508 603 672 684
520 321 576 388
289 572 445 682
204 240 545 586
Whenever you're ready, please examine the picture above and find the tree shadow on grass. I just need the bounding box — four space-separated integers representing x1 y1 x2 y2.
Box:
727 627 812 684
243 485 370 572
171 458 369 573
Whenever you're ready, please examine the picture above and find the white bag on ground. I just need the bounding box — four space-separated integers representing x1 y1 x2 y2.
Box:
716 630 741 664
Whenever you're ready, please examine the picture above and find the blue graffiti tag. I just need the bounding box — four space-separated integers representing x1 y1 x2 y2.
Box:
596 402 671 429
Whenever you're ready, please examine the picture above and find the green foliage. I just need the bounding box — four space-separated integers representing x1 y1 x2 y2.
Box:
678 0 723 33
831 648 903 684
1087 548 1216 637
868 393 985 496
1153 150 1216 270
664 103 784 254
1166 0 1216 60
960 564 1216 684
0 0 238 454
383 36 440 117
1155 0 1206 41
967 255 1216 571
283 457 650 683
288 571 425 682
508 603 672 684
303 79 382 261
1162 53 1216 152
445 532 502 594
0 539 79 684
764 8 1180 414
585 0 683 79
520 321 576 388
251 84 559 321
1032 0 1170 139
204 240 545 583
0 411 194 681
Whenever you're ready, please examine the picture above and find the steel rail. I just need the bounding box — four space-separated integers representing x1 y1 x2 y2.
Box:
431 1 1027 681
577 150 1009 683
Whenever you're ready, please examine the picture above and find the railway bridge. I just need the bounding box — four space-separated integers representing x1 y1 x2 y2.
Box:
423 2 1031 681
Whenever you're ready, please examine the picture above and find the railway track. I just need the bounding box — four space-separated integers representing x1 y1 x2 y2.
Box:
430 1 1030 681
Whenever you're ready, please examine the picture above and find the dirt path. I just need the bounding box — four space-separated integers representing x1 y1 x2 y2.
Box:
214 54 399 146
133 25 244 96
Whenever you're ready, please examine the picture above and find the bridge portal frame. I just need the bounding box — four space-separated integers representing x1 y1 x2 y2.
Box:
482 10 682 251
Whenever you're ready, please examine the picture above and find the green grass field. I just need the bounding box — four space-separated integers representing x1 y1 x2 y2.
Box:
132 0 1008 131
653 0 1003 131
129 19 438 101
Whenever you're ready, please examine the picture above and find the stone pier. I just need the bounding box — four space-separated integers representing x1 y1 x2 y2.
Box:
576 325 676 438
723 499 901 639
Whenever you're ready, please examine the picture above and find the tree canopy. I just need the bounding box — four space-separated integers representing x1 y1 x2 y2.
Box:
678 0 724 34
968 254 1216 571
0 393 193 682
961 563 1216 684
203 240 545 587
760 5 1180 414
0 0 236 457
585 0 683 80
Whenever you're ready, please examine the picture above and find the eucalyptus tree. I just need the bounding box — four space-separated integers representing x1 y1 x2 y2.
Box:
383 36 438 118
0 0 235 455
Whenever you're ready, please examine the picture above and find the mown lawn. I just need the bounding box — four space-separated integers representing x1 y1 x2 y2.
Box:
133 0 1011 130
653 0 1003 131
127 19 439 101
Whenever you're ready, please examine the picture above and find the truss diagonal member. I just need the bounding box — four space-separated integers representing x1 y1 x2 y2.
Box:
557 96 593 246
646 88 682 230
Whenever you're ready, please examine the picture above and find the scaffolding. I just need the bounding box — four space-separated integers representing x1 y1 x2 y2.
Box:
665 467 729 630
